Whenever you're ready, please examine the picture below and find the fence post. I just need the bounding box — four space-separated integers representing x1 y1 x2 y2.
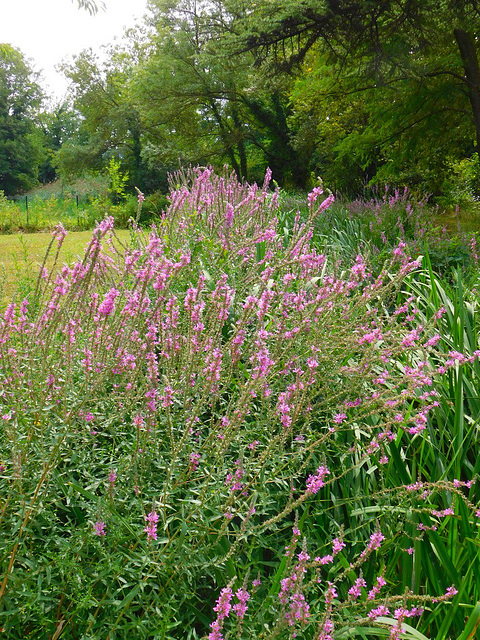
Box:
25 195 28 226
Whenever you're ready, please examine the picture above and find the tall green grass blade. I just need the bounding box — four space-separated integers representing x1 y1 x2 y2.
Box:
455 601 480 640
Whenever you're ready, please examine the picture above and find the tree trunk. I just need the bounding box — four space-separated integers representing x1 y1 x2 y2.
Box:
231 106 248 180
454 28 480 153
129 116 143 188
209 100 241 178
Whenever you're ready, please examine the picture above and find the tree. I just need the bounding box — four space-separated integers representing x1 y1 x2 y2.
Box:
0 47 44 195
58 1 313 189
235 0 480 194
59 45 147 188
38 102 82 183
131 0 309 186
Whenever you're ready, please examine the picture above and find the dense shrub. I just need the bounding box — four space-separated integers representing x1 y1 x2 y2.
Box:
0 169 478 638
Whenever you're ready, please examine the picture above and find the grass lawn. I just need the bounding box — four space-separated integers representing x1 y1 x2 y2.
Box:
0 229 132 304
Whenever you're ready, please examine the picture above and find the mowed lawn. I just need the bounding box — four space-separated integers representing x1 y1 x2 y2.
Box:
0 229 132 304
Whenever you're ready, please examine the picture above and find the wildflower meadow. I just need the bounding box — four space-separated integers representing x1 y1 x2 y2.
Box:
1 168 480 639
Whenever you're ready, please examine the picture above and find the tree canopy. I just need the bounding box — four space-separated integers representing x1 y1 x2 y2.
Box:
131 0 307 186
5 0 480 199
234 0 480 193
0 47 44 195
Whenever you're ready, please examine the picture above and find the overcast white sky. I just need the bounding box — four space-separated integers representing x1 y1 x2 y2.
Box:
0 0 150 102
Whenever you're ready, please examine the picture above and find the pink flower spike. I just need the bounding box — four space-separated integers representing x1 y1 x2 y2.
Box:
213 587 233 621
368 605 390 620
144 510 159 541
208 620 224 640
348 576 367 599
305 465 330 495
445 586 458 599
94 521 106 536
318 618 334 640
233 588 250 619
360 531 385 558
332 537 345 555
189 452 201 471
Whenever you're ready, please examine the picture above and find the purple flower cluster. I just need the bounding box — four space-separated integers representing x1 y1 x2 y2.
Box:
208 584 252 640
143 511 159 541
306 465 330 495
93 521 106 536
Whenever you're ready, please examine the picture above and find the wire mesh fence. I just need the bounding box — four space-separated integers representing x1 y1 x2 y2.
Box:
2 193 105 231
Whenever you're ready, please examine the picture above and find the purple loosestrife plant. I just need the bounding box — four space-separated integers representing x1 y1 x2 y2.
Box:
0 169 478 638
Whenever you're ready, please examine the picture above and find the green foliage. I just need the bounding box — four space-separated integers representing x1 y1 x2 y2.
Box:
0 191 23 232
49 0 480 199
232 0 480 198
139 190 170 223
440 154 480 207
422 235 474 279
107 157 129 201
58 1 309 189
0 46 44 195
6 0 480 201
38 102 83 184
59 45 147 189
288 39 479 197
0 192 133 233
1 170 480 638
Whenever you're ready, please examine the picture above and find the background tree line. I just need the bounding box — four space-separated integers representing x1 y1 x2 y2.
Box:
3 0 480 203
